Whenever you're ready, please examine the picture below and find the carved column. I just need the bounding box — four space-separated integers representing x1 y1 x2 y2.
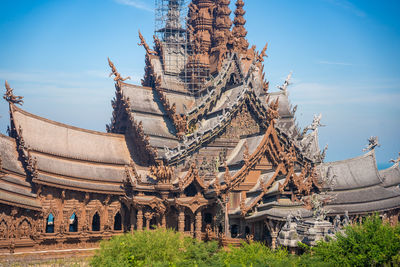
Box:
136 208 143 231
130 207 135 234
178 208 185 233
144 212 152 230
161 213 167 229
190 214 194 236
265 219 283 250
195 209 203 240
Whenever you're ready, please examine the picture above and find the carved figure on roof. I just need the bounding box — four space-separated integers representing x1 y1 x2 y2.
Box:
257 43 268 63
150 161 174 184
108 58 131 83
138 31 157 55
266 96 280 123
277 72 292 93
320 144 328 162
389 152 400 164
302 113 325 136
363 136 381 152
3 81 23 105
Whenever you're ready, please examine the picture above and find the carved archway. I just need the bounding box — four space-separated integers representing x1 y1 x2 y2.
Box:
18 218 32 239
0 219 8 239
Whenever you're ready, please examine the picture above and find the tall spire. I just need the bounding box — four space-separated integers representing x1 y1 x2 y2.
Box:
210 0 233 72
232 0 249 54
186 0 215 92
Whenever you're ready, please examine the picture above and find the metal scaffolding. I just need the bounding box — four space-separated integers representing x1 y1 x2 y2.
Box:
154 0 208 93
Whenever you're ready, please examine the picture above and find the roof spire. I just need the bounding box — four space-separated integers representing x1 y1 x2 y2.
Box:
210 0 233 72
3 80 23 105
232 0 249 54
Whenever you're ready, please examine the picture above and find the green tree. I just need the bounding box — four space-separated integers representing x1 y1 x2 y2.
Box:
311 214 400 266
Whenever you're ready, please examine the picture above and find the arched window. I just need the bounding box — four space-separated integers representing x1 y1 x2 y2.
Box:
45 213 54 233
69 213 78 232
92 212 100 231
114 212 122 231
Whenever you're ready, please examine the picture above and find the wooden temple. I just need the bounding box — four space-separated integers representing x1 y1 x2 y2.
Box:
0 0 399 254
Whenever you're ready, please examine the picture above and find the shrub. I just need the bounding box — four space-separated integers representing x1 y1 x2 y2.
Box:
90 228 221 267
311 214 400 266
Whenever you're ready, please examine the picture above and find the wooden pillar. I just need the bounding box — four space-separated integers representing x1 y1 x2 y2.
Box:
161 213 167 229
178 208 185 233
136 208 143 231
190 214 194 236
130 206 135 234
195 209 202 240
224 194 231 238
270 231 278 250
144 212 152 230
265 219 283 250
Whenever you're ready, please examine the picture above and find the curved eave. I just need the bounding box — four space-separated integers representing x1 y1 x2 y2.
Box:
33 172 124 195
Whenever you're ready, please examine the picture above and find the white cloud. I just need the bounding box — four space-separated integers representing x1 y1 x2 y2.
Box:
114 0 153 12
317 60 354 66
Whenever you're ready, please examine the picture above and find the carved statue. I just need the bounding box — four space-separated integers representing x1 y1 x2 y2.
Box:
108 58 131 83
302 113 326 136
342 211 350 227
363 136 381 152
277 72 292 93
389 152 400 164
309 194 330 221
333 215 341 232
3 81 24 105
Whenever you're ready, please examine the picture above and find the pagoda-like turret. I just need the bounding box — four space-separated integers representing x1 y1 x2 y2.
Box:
232 0 249 54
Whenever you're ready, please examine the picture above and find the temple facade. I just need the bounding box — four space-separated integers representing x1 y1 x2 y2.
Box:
0 0 399 254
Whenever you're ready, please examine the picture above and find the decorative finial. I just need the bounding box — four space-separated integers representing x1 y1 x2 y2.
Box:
277 72 293 93
107 58 131 83
3 81 24 105
302 113 325 136
320 144 328 162
138 30 156 55
363 136 380 152
257 42 268 63
389 152 400 164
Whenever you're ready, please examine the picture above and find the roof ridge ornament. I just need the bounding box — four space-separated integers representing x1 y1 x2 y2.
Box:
389 152 400 164
138 30 157 56
302 113 325 137
107 58 131 84
277 71 293 94
363 136 380 152
3 81 24 105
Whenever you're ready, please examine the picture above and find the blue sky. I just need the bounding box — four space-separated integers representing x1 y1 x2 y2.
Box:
0 0 399 169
